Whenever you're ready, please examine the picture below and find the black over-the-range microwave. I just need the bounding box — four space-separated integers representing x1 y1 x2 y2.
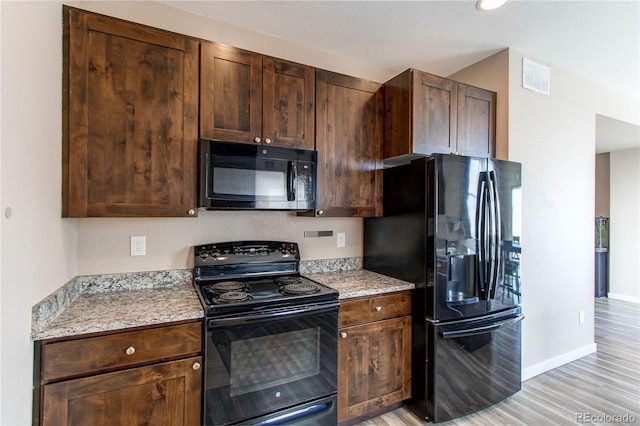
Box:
198 139 318 211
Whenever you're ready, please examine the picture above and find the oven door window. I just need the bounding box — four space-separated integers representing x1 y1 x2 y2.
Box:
204 309 337 425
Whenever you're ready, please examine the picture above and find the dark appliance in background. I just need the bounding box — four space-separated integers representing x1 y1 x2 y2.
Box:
193 241 339 426
199 139 317 211
364 154 523 423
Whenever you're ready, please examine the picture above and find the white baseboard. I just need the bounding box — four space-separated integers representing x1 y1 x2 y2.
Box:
522 343 597 381
607 293 640 304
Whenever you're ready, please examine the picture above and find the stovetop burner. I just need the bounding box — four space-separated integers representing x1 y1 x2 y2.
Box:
212 291 253 304
275 276 303 286
209 281 249 293
280 283 321 295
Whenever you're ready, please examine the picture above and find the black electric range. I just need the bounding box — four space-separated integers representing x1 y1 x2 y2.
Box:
192 240 340 425
193 240 338 317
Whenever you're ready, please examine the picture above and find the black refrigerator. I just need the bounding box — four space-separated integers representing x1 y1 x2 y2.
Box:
364 154 523 423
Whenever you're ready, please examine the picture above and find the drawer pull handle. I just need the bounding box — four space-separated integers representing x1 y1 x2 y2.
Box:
340 332 348 338
192 362 201 370
125 346 136 356
375 306 382 312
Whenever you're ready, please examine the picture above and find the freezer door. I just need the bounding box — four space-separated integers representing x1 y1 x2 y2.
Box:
427 310 523 423
487 159 522 309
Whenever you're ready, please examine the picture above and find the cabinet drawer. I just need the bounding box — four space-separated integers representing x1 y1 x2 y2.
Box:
41 322 202 382
339 291 411 327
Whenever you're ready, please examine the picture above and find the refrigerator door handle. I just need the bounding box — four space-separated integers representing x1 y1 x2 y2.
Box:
477 176 489 297
440 315 524 339
487 171 502 299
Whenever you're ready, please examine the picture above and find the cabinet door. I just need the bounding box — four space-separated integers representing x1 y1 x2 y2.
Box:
456 84 496 158
200 42 262 144
262 57 315 149
63 7 198 217
314 70 383 217
412 71 458 155
42 357 202 426
337 316 411 423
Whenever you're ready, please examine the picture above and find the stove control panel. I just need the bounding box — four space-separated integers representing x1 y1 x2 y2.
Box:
194 240 299 267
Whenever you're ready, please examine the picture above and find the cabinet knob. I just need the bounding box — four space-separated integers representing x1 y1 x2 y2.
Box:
375 306 382 312
192 362 201 370
265 138 272 144
317 210 324 216
254 137 262 144
340 332 348 338
188 209 196 216
125 346 136 356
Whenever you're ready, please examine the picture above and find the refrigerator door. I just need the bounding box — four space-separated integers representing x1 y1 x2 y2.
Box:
426 309 523 423
486 158 522 311
433 155 487 321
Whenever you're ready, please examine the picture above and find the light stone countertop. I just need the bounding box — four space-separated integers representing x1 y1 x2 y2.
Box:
31 260 412 341
306 269 414 299
37 284 203 341
31 271 203 341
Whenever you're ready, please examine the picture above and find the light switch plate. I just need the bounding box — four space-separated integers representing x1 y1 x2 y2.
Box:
337 232 346 248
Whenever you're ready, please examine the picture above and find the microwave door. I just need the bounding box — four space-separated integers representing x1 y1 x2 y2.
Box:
199 140 317 210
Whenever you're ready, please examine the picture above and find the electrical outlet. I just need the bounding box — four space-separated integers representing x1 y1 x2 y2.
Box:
130 236 146 256
337 232 346 248
579 310 585 325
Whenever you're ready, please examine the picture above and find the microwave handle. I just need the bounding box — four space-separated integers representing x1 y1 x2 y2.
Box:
287 161 296 201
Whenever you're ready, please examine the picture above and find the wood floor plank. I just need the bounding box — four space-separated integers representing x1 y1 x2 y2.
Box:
355 298 640 425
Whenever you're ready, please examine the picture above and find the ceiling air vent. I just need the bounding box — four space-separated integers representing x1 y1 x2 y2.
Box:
522 58 551 96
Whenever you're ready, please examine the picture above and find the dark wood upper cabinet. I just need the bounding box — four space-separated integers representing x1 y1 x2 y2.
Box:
308 70 383 218
200 42 315 150
456 83 496 158
384 68 496 159
62 6 199 217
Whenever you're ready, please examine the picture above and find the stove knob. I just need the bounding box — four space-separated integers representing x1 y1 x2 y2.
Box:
199 252 209 260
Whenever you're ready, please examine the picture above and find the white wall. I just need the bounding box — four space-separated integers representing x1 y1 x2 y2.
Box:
1 2 78 423
609 148 640 302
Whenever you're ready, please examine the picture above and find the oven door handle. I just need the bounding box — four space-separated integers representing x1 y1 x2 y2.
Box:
207 301 340 328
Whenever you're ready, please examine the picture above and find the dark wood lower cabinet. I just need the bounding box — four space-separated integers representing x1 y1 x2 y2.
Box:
42 357 202 426
34 321 202 426
337 292 412 424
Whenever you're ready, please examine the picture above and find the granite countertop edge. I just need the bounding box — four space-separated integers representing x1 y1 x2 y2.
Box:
31 258 414 341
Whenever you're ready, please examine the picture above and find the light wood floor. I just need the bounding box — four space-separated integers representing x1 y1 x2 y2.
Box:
357 298 640 425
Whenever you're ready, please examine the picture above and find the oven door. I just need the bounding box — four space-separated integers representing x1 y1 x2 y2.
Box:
204 302 338 425
200 140 317 210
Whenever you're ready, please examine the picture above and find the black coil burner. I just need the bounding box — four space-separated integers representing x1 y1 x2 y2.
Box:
212 291 253 304
280 282 321 296
275 276 303 286
208 281 249 293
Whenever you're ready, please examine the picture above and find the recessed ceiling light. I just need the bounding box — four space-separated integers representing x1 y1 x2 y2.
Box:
476 0 508 11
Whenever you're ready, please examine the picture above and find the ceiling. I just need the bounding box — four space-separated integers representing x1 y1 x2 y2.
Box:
162 0 639 152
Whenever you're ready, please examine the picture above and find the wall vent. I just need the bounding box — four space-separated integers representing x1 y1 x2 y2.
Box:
522 58 551 96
